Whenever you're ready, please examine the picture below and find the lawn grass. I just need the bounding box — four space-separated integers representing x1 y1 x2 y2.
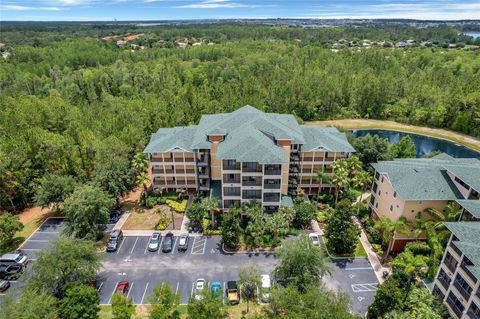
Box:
122 207 163 230
324 238 367 258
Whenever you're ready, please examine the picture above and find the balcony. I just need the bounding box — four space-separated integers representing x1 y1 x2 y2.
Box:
198 181 210 191
224 189 240 197
289 167 299 174
265 169 281 175
263 193 280 203
242 190 262 200
242 163 262 173
166 180 176 186
446 293 465 318
152 168 164 174
186 169 196 174
290 154 300 162
223 174 241 184
450 241 463 257
302 157 313 162
197 154 210 167
461 260 478 284
264 182 281 190
163 157 174 163
173 158 185 163
242 180 262 187
151 157 163 162
176 169 186 174
223 160 241 170
325 157 335 161
184 157 195 163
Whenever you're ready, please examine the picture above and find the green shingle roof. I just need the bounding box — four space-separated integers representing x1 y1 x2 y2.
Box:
372 155 480 201
456 200 480 218
144 105 354 163
443 164 480 192
444 222 480 278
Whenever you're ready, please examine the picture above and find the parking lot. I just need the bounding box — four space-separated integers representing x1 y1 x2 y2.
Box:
98 234 378 314
2 218 378 315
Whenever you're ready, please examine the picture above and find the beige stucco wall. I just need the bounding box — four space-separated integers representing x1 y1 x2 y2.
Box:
374 173 449 222
210 143 221 180
446 170 470 199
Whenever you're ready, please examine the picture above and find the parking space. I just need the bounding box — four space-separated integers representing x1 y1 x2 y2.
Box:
0 217 65 298
190 236 207 255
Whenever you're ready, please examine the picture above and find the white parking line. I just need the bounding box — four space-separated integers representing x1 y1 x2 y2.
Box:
172 237 179 254
97 282 104 292
351 283 378 293
26 240 50 242
191 282 195 297
127 282 134 299
116 238 126 254
108 281 119 304
176 282 180 295
130 237 139 255
140 282 149 304
158 236 165 255
34 231 59 234
222 281 226 305
21 248 41 251
191 236 207 255
144 238 149 254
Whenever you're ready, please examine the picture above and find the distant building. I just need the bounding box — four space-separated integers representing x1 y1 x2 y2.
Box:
143 105 355 211
369 154 480 253
116 40 127 48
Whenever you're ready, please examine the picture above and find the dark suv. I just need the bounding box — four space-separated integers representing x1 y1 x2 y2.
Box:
0 264 23 280
106 229 124 252
162 232 174 253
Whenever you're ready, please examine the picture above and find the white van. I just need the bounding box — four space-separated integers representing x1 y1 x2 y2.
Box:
0 252 28 267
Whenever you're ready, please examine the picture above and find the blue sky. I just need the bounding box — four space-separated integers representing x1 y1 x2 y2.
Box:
0 0 479 21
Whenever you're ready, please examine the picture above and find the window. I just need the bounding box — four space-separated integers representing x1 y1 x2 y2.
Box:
432 285 445 300
378 190 381 196
446 292 465 318
467 302 480 319
375 203 378 208
381 176 384 183
444 252 459 273
393 191 397 198
390 205 393 212
454 176 471 190
454 274 473 300
375 172 380 180
438 269 451 289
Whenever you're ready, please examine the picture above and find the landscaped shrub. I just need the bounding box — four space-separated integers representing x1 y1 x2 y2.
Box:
166 199 187 213
372 244 383 257
146 196 157 209
203 229 222 236
405 242 432 256
155 209 169 230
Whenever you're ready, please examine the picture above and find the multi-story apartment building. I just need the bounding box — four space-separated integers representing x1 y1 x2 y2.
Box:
368 154 480 252
144 105 355 211
433 220 480 319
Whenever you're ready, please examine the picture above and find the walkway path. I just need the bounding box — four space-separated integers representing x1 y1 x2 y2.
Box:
306 119 480 151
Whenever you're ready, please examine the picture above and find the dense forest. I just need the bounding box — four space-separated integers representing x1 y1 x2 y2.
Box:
0 23 479 212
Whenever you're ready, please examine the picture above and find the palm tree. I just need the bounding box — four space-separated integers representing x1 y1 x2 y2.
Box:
136 171 150 193
315 168 331 196
131 152 149 174
201 197 219 228
424 203 462 244
374 216 411 260
352 170 373 215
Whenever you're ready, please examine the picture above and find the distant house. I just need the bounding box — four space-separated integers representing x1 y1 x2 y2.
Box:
116 40 127 48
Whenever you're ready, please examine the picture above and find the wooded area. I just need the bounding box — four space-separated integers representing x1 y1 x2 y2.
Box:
0 23 479 212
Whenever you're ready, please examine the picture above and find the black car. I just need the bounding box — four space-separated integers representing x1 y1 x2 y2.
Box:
106 229 124 252
162 232 174 253
0 264 23 280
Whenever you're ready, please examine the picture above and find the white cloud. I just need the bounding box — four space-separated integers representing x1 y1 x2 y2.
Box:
174 0 271 9
0 5 62 11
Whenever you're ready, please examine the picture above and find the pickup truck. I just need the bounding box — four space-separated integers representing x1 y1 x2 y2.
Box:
226 281 240 305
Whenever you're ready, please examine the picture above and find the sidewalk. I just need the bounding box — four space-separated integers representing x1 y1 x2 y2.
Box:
121 229 203 237
353 216 390 284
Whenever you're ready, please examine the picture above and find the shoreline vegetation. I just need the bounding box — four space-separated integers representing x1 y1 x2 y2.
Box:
307 119 480 152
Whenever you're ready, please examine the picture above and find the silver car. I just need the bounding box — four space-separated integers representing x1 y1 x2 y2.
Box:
148 232 161 252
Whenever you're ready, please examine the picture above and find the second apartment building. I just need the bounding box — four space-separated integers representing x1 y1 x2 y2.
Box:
144 105 355 211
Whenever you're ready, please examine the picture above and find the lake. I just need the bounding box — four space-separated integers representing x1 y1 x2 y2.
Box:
351 129 480 159
463 32 480 39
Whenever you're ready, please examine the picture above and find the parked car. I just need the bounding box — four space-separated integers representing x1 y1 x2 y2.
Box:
260 274 271 303
0 280 10 293
308 233 320 247
148 232 161 252
226 281 240 305
0 264 23 280
0 251 28 267
210 281 222 298
116 281 130 295
106 229 124 252
162 232 174 253
177 233 189 252
194 278 206 300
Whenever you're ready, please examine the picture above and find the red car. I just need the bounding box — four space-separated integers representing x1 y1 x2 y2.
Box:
0 280 10 293
116 281 129 295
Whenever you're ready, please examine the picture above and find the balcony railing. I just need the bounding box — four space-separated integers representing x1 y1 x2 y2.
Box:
454 281 472 300
438 277 450 290
242 181 262 187
184 157 195 162
174 158 184 162
223 176 241 184
461 261 478 284
151 157 163 162
163 157 174 163
450 241 463 257
242 166 262 173
325 157 335 161
224 164 241 170
152 169 163 174
224 191 240 196
263 194 280 203
186 169 195 174
302 157 313 162
289 167 299 174
265 169 281 175
264 183 281 189
176 169 186 174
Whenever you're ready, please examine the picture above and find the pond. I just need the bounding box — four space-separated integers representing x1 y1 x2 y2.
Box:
351 129 480 159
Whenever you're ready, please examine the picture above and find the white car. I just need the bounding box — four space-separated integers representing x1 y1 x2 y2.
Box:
148 232 161 252
260 274 271 303
308 233 320 247
194 278 206 300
